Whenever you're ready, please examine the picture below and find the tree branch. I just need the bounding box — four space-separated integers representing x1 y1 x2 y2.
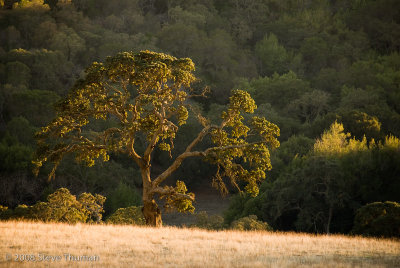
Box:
152 125 213 187
128 135 142 166
143 123 162 165
203 141 264 154
151 187 195 201
106 105 127 123
153 138 265 187
104 82 123 96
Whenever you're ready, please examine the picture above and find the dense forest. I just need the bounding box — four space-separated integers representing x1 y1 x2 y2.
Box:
0 0 399 234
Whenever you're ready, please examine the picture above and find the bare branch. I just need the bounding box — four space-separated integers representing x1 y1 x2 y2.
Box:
186 125 211 152
152 125 212 187
128 136 142 165
187 86 210 99
102 127 122 143
106 105 127 123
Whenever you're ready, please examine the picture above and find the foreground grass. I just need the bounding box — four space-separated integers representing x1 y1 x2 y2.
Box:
0 221 399 267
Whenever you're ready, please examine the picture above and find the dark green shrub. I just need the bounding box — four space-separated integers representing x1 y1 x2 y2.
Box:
352 201 400 238
30 202 52 221
0 140 33 172
105 182 141 214
192 211 225 230
0 205 12 220
0 205 8 213
12 204 34 219
106 206 145 225
2 204 41 221
230 215 273 231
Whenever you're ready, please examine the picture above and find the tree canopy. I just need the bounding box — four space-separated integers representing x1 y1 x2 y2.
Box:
33 50 280 226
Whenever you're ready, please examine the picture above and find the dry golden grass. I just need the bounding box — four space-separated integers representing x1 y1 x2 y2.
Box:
0 220 399 267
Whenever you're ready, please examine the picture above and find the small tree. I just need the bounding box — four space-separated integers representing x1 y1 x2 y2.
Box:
33 51 280 226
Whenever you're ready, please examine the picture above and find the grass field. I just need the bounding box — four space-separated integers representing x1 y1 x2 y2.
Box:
0 220 399 267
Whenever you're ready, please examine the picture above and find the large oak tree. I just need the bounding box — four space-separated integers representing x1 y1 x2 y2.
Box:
33 50 279 226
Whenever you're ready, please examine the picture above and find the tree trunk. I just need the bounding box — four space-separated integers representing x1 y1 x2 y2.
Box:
142 199 162 227
140 165 162 227
326 205 333 235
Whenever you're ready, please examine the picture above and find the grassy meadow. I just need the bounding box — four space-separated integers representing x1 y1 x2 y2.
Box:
0 221 399 267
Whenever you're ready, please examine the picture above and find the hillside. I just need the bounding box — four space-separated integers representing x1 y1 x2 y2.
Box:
1 0 399 235
0 221 399 267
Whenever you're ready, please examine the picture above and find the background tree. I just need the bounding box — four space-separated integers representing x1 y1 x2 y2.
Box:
252 71 312 110
225 122 400 234
33 50 280 226
5 61 31 87
255 33 289 76
286 90 330 124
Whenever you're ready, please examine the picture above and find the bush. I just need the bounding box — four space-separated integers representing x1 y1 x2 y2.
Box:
30 202 52 221
44 188 87 223
104 182 141 215
106 206 145 225
3 204 38 220
230 215 273 231
78 192 106 223
0 205 8 213
352 201 400 238
0 205 12 220
12 204 33 219
1 188 106 224
192 211 225 230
